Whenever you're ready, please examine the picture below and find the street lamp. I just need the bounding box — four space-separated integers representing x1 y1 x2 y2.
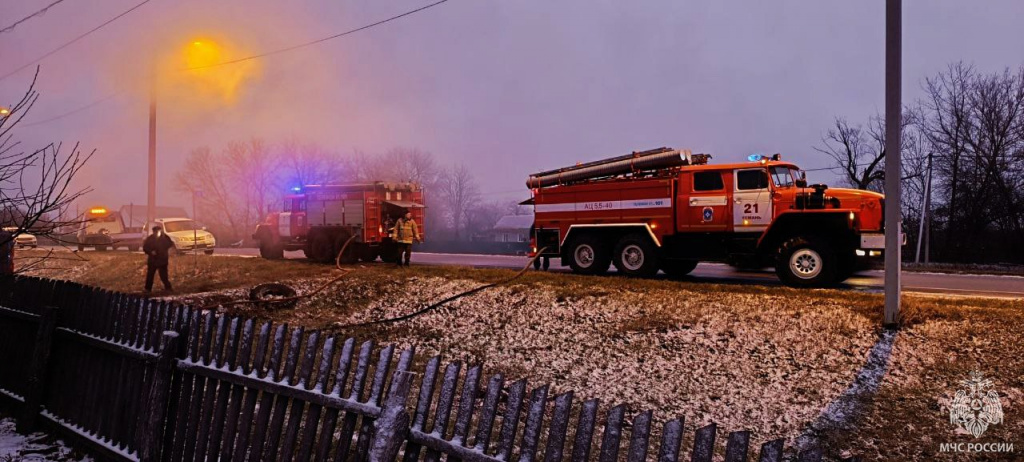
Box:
0 107 10 117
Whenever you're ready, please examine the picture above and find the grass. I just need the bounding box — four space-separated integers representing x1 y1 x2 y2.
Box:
14 249 1024 461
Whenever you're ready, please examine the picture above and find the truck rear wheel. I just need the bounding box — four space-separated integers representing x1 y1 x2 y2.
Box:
566 235 611 275
334 234 358 264
612 233 660 277
310 233 335 263
661 260 698 279
775 236 838 288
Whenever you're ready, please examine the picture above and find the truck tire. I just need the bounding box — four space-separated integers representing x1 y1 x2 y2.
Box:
334 234 357 264
612 233 660 277
77 244 84 252
566 235 611 275
775 236 838 288
358 246 379 262
661 260 698 279
129 245 140 252
260 242 284 259
310 233 335 264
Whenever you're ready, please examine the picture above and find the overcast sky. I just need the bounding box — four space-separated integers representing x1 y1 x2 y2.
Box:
2 0 1024 210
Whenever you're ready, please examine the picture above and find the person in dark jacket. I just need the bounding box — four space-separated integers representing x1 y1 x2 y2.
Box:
143 225 175 292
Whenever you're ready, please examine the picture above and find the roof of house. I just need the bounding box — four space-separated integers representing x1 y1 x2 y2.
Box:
118 205 190 226
493 214 534 231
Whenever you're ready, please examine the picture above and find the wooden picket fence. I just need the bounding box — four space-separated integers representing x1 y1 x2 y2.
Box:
0 276 854 462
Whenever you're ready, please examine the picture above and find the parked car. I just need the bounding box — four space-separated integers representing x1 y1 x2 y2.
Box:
2 227 37 248
151 218 216 254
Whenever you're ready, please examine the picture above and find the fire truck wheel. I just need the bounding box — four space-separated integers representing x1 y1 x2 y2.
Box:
310 233 335 264
533 257 541 270
566 235 611 275
775 236 838 288
661 260 698 279
612 233 660 277
358 248 378 262
335 235 358 264
259 242 284 259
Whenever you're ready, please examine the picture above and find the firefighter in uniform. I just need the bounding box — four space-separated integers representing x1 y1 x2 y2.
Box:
391 211 420 266
143 225 175 292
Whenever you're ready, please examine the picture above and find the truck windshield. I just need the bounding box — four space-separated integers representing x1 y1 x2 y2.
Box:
164 220 200 233
770 166 797 188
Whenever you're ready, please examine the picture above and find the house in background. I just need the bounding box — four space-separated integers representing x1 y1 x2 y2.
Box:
488 215 533 243
118 205 190 230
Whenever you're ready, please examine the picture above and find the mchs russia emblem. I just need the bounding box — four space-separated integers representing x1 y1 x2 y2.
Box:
949 371 1004 438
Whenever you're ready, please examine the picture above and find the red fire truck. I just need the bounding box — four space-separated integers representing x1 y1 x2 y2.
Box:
527 147 888 287
253 182 425 263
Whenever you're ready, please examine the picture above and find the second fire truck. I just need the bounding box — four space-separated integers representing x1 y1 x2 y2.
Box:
253 182 425 263
527 147 888 287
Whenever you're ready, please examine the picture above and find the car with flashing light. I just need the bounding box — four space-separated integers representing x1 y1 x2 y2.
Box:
76 207 144 251
150 217 217 254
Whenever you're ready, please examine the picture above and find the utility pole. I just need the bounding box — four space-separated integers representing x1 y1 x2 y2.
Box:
147 72 157 227
923 151 932 264
883 0 902 327
915 152 932 264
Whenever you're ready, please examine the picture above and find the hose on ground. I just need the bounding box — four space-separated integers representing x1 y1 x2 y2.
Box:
332 247 547 329
199 237 548 328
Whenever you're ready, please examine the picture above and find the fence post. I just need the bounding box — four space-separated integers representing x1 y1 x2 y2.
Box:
139 331 180 462
18 305 58 433
369 371 413 462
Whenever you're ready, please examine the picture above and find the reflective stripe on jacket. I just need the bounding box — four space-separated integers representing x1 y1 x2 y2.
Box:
392 219 419 244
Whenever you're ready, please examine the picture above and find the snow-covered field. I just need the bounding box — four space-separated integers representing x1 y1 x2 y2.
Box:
0 418 89 462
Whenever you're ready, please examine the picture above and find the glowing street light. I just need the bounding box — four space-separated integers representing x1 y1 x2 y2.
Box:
0 107 10 116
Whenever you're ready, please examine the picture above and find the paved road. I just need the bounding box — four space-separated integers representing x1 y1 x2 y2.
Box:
212 248 1024 299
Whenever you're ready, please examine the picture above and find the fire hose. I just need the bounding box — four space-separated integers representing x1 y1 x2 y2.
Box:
201 235 548 329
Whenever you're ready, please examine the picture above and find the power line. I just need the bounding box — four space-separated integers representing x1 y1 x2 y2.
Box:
184 0 449 71
22 92 123 127
18 0 450 127
0 0 156 82
0 0 68 34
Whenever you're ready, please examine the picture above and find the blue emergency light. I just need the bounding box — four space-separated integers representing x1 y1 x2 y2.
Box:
747 154 765 162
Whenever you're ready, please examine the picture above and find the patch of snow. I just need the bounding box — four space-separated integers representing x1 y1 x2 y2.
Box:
0 417 91 462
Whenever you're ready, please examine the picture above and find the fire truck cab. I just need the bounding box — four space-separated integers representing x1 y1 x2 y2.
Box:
528 148 888 287
253 182 425 264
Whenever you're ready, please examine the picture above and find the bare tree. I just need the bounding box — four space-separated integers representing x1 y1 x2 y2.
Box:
173 146 241 240
465 200 505 240
279 140 349 187
224 138 280 234
437 164 480 239
0 68 92 272
921 62 1024 261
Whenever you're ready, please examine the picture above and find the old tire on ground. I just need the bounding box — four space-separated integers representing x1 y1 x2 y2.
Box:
661 259 698 279
775 236 838 288
249 283 298 310
566 234 611 275
612 233 660 277
310 232 335 263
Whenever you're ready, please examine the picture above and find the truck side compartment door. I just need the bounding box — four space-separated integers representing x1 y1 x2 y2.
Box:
678 171 729 232
733 168 773 232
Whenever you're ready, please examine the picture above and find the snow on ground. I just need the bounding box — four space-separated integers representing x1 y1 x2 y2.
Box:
0 418 90 462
